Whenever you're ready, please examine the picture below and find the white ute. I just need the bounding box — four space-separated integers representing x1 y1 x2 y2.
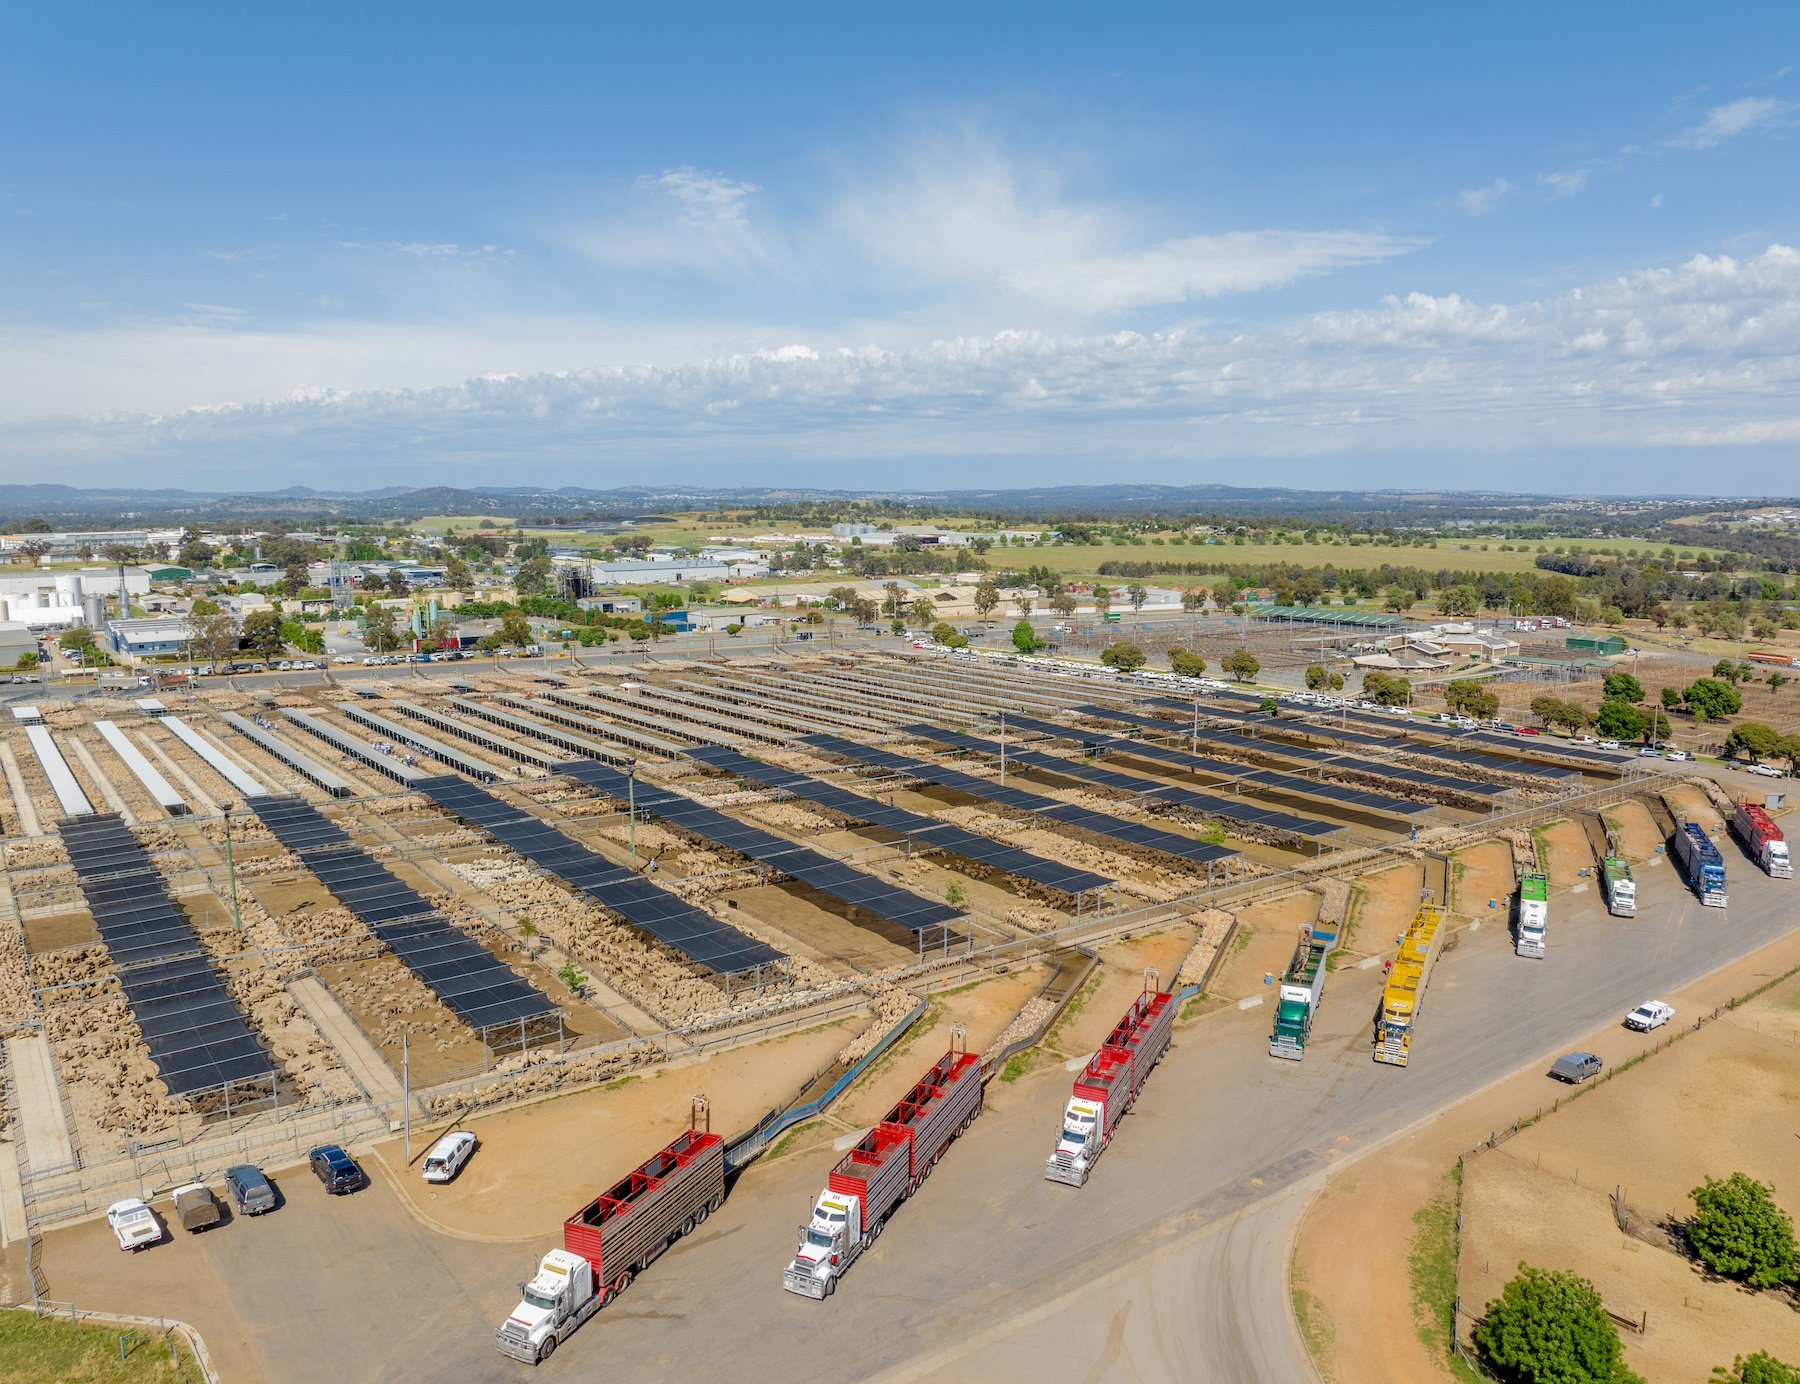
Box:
106 1197 161 1251
422 1130 476 1183
1625 1000 1674 1031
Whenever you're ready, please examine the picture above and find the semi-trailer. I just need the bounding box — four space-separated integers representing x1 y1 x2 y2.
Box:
1374 903 1447 1067
1731 800 1792 878
1601 855 1636 917
1269 925 1340 1060
497 1101 724 1365
784 1031 982 1299
1048 972 1176 1185
1674 821 1728 907
1514 871 1549 959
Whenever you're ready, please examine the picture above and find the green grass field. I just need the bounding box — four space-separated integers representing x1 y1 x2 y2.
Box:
413 513 1730 578
0 1310 200 1383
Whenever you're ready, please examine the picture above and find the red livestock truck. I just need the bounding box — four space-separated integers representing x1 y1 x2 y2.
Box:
1732 799 1793 878
497 1100 725 1365
784 1029 982 1299
1046 971 1175 1187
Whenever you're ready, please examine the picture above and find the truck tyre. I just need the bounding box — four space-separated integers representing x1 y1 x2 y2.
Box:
825 1275 836 1297
538 1337 557 1364
682 1214 696 1235
710 1193 724 1213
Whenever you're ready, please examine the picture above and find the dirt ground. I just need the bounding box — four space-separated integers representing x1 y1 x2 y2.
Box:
1459 981 1800 1381
371 1013 864 1241
1601 798 1667 861
1449 841 1513 920
1295 930 1800 1384
1661 781 1724 837
22 910 98 953
1207 893 1319 1000
1534 818 1596 890
1347 860 1428 961
1044 929 1199 1056
835 965 1052 1128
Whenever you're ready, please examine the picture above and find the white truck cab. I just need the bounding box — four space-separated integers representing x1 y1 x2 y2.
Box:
786 1190 860 1298
1048 1096 1102 1182
498 1249 599 1365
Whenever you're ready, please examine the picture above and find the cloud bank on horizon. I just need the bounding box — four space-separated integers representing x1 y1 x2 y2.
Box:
2 6 1796 493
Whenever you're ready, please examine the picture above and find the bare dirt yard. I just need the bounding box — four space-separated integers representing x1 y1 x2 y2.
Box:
1449 840 1513 920
1206 893 1318 1001
1601 797 1667 861
1662 781 1725 837
371 1014 865 1241
1459 976 1800 1382
1347 860 1428 961
1533 817 1596 890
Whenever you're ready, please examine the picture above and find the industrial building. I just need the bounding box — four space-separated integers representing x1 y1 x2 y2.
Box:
106 617 195 660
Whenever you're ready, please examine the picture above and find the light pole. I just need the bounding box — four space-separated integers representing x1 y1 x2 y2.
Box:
627 761 638 866
998 711 1007 786
221 806 242 933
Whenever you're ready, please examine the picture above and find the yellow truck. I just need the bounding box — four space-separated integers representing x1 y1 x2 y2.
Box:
1373 903 1447 1067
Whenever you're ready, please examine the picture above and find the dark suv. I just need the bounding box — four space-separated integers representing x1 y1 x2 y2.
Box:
223 1163 277 1215
308 1145 364 1194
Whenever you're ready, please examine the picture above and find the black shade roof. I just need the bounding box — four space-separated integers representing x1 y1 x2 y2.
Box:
555 760 964 934
412 775 783 975
800 735 1238 868
1074 704 1504 798
685 744 1110 896
999 713 1430 819
903 724 1342 839
249 797 557 1031
59 814 272 1094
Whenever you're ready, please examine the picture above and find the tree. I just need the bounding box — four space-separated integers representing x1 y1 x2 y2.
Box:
514 556 553 597
1362 671 1413 707
1715 658 1746 686
1100 641 1146 672
1011 620 1042 655
1092 585 1113 617
1181 586 1208 614
1529 694 1563 727
1440 584 1478 617
1660 685 1682 711
1601 673 1643 703
190 610 242 666
1221 648 1260 683
1687 1173 1798 1288
58 626 97 654
1593 699 1646 742
1012 590 1034 619
1382 587 1415 614
556 960 588 994
1670 609 1690 634
882 581 905 618
973 579 1000 619
1648 604 1669 630
1169 647 1207 678
1724 721 1780 764
444 554 473 593
910 597 936 626
1305 664 1328 690
850 596 880 625
1125 582 1149 615
384 568 409 596
1712 1351 1800 1384
362 603 401 653
1685 677 1743 720
930 621 968 649
241 608 287 658
282 559 308 597
15 538 50 566
1473 1263 1643 1384
1769 672 1788 693
1445 679 1501 721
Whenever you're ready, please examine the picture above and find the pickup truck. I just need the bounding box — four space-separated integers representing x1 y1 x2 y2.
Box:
107 1197 162 1250
173 1183 221 1233
309 1144 364 1194
1550 1052 1604 1084
1624 1001 1675 1031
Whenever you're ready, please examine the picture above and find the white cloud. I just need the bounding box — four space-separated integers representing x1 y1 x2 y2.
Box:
1456 178 1515 216
557 165 782 278
11 245 1800 482
1667 96 1794 150
337 240 514 259
1538 168 1591 197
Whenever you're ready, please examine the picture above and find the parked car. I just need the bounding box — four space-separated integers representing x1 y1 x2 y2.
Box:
421 1131 477 1184
1638 746 1662 757
1570 735 1596 745
172 1182 221 1233
1597 740 1622 750
1665 750 1692 762
1747 763 1784 777
223 1163 277 1215
308 1144 364 1195
1512 726 1541 737
106 1197 162 1251
1549 1052 1604 1084
1625 1000 1675 1032
333 655 355 665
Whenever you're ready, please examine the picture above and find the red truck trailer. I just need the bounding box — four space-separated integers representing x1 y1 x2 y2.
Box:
1046 971 1176 1186
785 1030 983 1298
1731 800 1793 878
498 1101 725 1364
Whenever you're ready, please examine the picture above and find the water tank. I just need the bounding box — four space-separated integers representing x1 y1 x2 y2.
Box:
57 574 83 602
82 593 106 629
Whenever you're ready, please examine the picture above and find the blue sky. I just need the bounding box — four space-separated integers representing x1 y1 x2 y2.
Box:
3 3 1798 493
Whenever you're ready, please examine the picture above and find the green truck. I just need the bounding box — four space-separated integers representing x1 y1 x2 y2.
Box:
1601 856 1636 917
1269 924 1340 1060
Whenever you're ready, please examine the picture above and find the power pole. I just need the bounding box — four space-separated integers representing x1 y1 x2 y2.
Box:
222 807 242 932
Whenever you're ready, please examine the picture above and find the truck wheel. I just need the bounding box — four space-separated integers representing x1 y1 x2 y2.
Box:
710 1193 724 1213
682 1214 696 1235
695 1203 709 1224
538 1336 557 1363
825 1275 836 1297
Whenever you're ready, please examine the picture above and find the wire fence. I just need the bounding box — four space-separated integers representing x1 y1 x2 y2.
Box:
8 1300 216 1382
